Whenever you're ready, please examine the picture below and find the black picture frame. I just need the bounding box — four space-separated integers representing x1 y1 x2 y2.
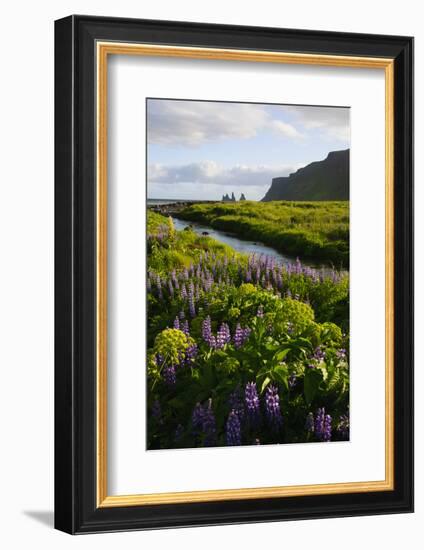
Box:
55 14 414 534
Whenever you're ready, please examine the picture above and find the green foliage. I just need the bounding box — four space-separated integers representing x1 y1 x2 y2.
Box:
276 298 315 333
153 328 194 366
147 214 235 274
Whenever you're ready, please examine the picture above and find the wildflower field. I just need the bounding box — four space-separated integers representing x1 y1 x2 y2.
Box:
147 210 350 449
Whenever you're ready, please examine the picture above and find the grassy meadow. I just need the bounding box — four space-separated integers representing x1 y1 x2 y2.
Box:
176 201 349 267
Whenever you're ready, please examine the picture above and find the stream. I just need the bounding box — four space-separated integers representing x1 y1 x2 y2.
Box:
172 217 345 275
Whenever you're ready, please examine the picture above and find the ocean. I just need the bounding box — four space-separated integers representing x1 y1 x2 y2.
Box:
147 198 198 206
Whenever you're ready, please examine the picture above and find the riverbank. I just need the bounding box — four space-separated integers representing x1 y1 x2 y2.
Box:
174 200 349 267
171 217 343 275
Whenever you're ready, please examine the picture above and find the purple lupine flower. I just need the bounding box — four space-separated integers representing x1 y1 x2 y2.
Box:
228 386 245 421
336 348 347 360
233 323 244 349
277 273 283 289
156 275 163 299
313 346 325 361
305 412 314 433
244 327 252 341
192 403 204 434
179 310 185 320
180 284 187 300
191 399 216 446
256 305 264 318
337 414 350 439
184 343 198 366
168 280 174 297
163 363 176 386
295 257 302 274
188 283 196 317
315 408 332 441
264 384 282 428
181 319 190 336
216 323 231 349
173 316 180 330
323 414 332 441
314 407 324 435
172 271 179 290
204 276 213 292
245 382 260 425
202 399 216 446
201 316 214 348
226 410 242 446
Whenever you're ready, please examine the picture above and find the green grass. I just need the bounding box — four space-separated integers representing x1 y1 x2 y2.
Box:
176 201 349 267
147 212 237 274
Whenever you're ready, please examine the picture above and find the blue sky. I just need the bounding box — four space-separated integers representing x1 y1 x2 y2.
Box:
147 99 350 201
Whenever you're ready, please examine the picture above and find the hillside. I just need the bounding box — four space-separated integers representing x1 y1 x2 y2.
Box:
262 149 349 202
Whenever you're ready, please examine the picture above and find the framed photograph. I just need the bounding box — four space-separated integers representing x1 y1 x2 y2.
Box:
54 15 414 534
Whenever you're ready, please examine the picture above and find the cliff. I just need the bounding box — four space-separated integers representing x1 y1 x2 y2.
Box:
261 149 349 201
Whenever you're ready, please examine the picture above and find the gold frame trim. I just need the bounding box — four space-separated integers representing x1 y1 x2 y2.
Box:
96 42 395 508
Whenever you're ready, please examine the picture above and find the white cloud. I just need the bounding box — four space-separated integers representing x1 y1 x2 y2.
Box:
271 119 303 139
278 105 350 142
147 100 303 146
148 161 300 188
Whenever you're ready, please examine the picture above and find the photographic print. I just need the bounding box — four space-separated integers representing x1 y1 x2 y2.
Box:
146 98 350 450
55 17 413 533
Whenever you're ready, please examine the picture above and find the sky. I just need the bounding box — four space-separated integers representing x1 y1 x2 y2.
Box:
147 99 350 201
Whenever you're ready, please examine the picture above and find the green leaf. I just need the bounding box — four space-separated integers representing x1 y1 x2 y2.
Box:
273 348 290 362
317 364 328 382
261 376 271 394
264 342 280 353
304 368 323 404
273 364 289 391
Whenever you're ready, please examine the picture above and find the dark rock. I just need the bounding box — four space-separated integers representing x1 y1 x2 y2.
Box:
261 149 349 202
